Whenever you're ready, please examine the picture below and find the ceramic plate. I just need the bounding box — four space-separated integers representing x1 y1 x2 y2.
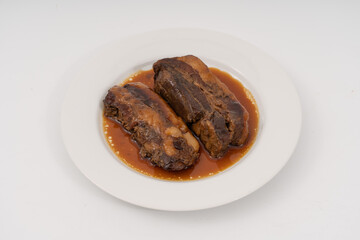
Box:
61 29 301 211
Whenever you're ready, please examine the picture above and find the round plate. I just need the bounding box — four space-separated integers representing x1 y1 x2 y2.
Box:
61 29 301 211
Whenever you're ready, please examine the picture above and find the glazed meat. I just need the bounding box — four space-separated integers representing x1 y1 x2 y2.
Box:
153 55 249 158
103 82 199 171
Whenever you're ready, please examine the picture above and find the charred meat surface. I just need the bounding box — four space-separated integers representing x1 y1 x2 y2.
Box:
103 82 199 171
153 55 249 158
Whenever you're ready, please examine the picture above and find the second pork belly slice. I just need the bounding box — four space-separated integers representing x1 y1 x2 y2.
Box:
153 55 249 158
103 82 199 171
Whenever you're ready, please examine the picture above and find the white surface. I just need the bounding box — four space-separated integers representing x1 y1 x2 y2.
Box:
1 0 359 238
61 29 301 211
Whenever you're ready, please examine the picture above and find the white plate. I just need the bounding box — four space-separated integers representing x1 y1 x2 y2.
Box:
61 29 301 211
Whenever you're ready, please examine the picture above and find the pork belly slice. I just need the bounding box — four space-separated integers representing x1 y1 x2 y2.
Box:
153 55 249 158
103 82 199 171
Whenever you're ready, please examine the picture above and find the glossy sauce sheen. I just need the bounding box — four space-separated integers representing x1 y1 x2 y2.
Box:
103 68 259 181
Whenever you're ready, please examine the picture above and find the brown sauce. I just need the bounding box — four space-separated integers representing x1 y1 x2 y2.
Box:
103 68 259 181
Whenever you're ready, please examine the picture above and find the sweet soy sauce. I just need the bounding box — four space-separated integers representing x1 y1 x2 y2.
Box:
103 68 259 181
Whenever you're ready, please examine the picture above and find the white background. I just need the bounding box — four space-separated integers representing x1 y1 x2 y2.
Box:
1 0 359 239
